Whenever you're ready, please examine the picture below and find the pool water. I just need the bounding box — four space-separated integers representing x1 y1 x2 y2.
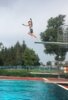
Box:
0 80 68 100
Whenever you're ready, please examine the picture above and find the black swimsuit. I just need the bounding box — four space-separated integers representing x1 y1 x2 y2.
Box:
30 28 33 33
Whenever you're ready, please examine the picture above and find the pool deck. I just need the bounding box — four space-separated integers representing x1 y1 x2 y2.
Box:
0 76 68 90
43 78 68 90
0 76 43 81
44 78 68 83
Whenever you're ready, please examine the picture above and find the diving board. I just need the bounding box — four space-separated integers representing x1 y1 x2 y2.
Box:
35 41 68 45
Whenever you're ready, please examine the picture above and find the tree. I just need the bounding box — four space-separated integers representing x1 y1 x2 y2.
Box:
0 41 40 67
40 15 68 62
14 41 22 65
46 61 52 70
0 43 4 65
22 40 27 52
23 48 40 66
0 42 4 51
46 61 52 66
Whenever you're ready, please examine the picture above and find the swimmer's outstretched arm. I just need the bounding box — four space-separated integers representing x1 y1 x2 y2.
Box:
22 24 29 26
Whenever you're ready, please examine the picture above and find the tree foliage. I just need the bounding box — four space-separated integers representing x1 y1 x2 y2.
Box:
0 41 40 66
40 15 68 61
46 61 52 66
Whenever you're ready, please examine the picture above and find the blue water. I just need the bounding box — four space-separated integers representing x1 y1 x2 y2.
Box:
0 80 68 100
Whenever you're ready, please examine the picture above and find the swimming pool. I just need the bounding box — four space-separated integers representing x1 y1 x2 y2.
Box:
0 80 68 100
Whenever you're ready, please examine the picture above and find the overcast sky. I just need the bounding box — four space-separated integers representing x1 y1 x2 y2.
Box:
0 0 68 64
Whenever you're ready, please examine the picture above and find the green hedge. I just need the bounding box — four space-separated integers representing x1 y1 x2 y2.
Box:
0 69 68 78
0 69 31 77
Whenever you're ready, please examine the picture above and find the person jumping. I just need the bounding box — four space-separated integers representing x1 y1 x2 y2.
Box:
22 18 37 38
